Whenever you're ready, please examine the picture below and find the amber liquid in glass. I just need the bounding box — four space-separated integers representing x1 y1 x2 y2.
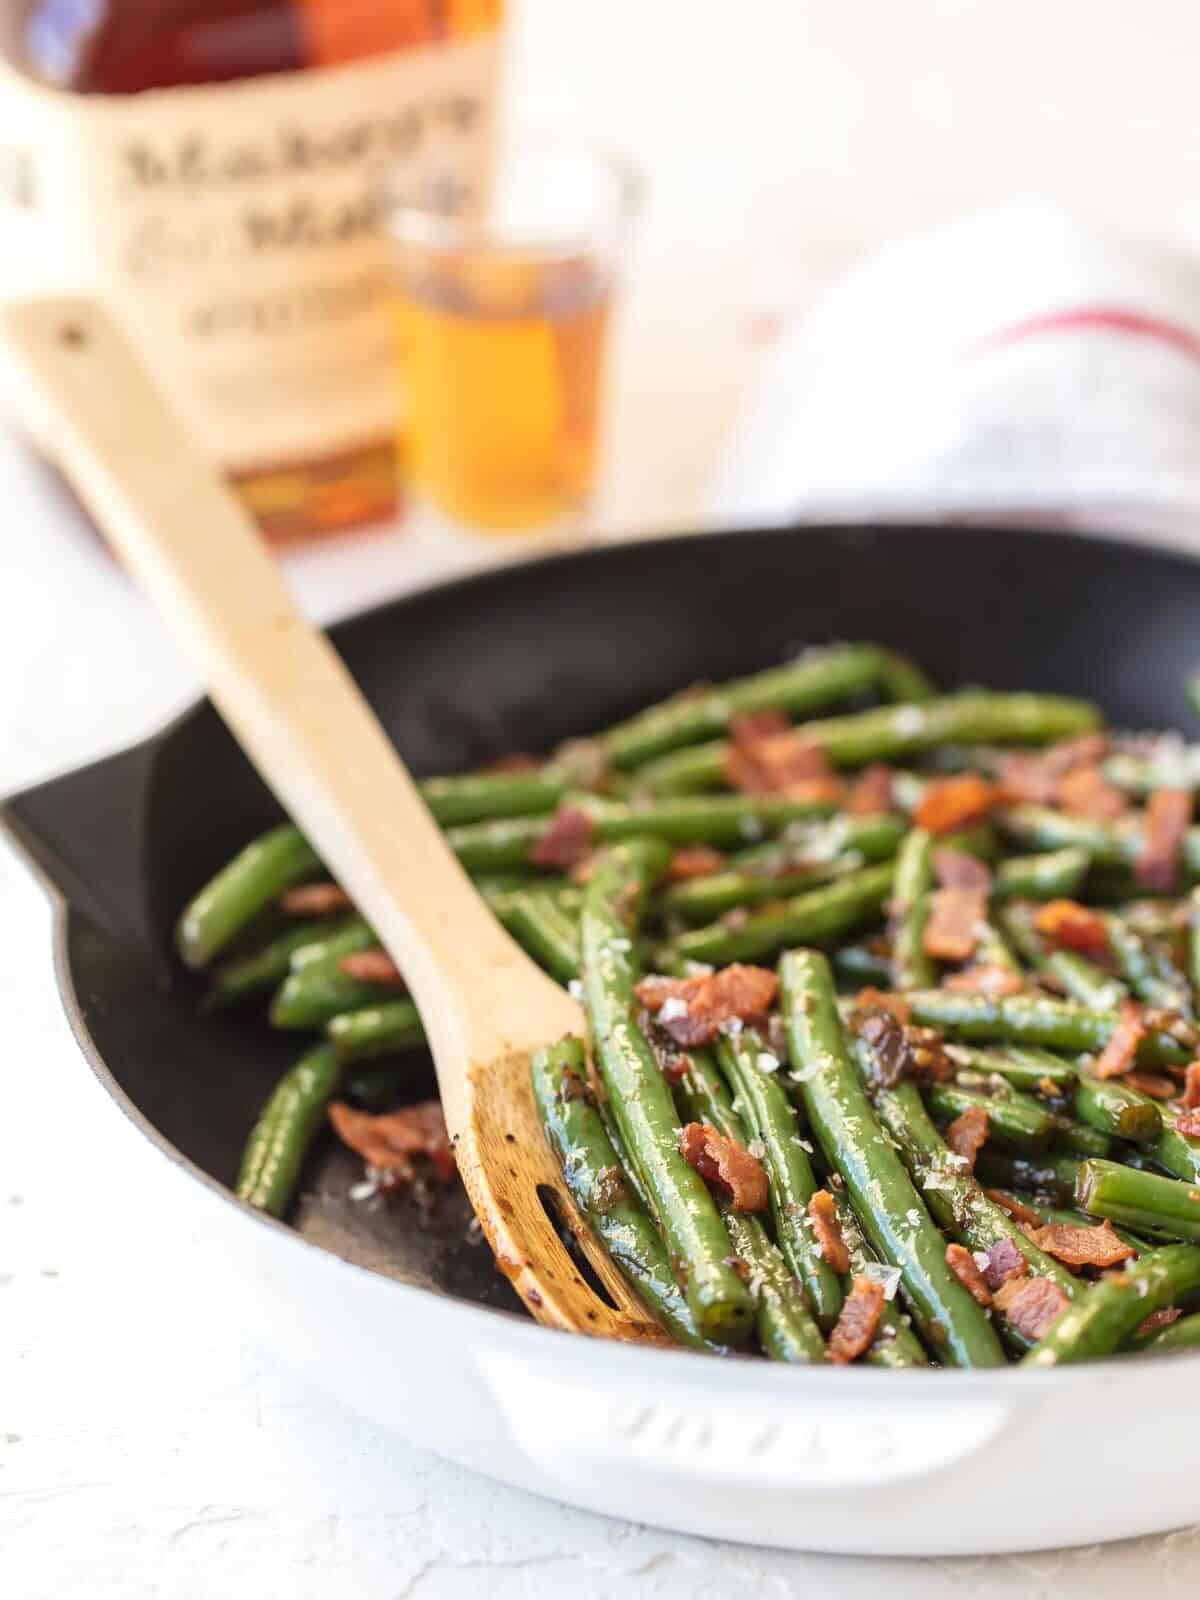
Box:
395 253 611 533
15 0 502 541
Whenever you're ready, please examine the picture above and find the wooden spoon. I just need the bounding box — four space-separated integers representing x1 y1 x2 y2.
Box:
1 297 665 1345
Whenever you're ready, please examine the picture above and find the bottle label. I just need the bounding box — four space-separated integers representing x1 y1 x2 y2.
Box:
0 37 500 473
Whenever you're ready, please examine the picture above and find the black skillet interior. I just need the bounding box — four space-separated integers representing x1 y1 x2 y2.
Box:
5 523 1200 1313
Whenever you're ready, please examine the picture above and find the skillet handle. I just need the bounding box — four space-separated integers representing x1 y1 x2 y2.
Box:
481 1352 1013 1493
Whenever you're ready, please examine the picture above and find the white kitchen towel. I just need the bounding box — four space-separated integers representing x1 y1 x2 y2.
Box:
710 204 1200 547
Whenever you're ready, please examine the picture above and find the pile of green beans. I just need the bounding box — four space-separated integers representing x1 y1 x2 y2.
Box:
179 641 1200 1367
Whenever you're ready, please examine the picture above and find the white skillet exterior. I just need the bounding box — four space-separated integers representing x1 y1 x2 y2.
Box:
60 925 1200 1558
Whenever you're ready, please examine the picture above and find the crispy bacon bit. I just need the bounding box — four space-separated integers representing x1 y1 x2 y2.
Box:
807 1190 851 1273
845 763 896 816
913 775 999 835
1184 1062 1200 1109
828 1276 886 1365
338 950 407 989
481 751 540 774
945 1103 990 1173
998 734 1110 805
1136 1306 1182 1339
723 714 844 803
1137 789 1192 892
678 1122 769 1212
942 964 1025 997
1034 900 1110 955
982 1237 1031 1290
1093 999 1146 1079
661 1051 692 1086
932 848 993 894
992 1275 1070 1340
854 988 911 1023
924 886 988 963
665 846 727 882
529 806 595 870
850 1005 953 1089
946 1243 993 1307
1175 1107 1200 1139
1056 765 1128 821
985 1191 1045 1230
1124 1070 1177 1101
635 964 779 1047
1030 1219 1135 1269
328 1099 455 1186
281 883 353 916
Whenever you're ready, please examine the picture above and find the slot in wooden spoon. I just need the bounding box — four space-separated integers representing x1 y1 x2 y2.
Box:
1 297 665 1345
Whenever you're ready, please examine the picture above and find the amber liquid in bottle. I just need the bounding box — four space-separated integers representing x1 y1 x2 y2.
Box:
15 0 502 541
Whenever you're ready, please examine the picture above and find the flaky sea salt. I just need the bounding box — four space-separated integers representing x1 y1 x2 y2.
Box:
658 996 689 1022
861 1262 903 1301
757 1051 781 1073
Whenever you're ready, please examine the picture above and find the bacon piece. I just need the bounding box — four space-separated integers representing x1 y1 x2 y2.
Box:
337 950 407 989
923 885 987 963
678 1122 769 1212
1175 1107 1200 1139
1030 1219 1135 1269
660 1051 692 1086
1184 1062 1200 1109
723 715 844 803
665 846 727 882
982 1237 1031 1290
1093 999 1146 1079
328 1099 455 1185
1034 899 1110 956
1124 1070 1177 1101
849 1004 952 1088
1137 789 1193 892
992 1275 1070 1340
828 1276 886 1365
913 775 999 835
945 1243 993 1307
942 964 1025 997
932 849 993 893
998 734 1111 804
1056 765 1128 821
529 806 596 870
945 1103 990 1173
807 1190 851 1273
1136 1306 1182 1339
636 964 779 1047
281 883 353 917
985 1191 1045 1231
845 763 895 816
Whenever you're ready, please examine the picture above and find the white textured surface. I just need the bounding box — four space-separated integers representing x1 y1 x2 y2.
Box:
9 0 1200 1588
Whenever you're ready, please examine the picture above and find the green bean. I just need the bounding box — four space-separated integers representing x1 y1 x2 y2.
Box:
581 841 754 1343
634 741 731 798
891 829 936 989
447 793 843 874
926 1082 1054 1155
288 915 375 971
204 920 348 1010
876 649 937 703
1077 1158 1200 1242
344 1063 407 1110
271 952 399 1029
992 848 1091 902
998 903 1127 1010
418 769 567 827
781 950 1005 1366
974 1150 1083 1205
1146 1103 1200 1185
178 824 322 968
1023 1245 1200 1367
856 1057 1076 1296
716 1032 842 1328
1075 1075 1163 1145
327 999 425 1062
999 804 1200 882
600 643 888 770
720 1210 828 1363
1105 914 1192 1014
531 1036 711 1350
832 945 894 990
237 1043 342 1217
904 989 1195 1065
495 888 580 985
665 861 895 968
828 1191 930 1367
944 1043 1077 1096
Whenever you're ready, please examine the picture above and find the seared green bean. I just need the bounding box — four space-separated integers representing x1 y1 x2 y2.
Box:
178 824 321 969
327 999 425 1062
1077 1158 1200 1242
993 847 1091 902
237 1043 342 1217
904 989 1195 1065
891 828 936 989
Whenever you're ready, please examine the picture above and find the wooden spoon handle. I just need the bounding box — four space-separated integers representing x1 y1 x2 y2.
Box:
0 298 542 1061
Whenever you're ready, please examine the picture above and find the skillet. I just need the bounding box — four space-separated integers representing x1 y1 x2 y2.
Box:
6 521 1200 1554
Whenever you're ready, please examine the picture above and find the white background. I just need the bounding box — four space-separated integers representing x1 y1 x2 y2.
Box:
7 1 1200 1593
